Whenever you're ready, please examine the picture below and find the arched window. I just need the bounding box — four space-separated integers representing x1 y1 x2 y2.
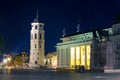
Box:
37 53 39 55
39 34 41 39
35 44 37 49
39 44 41 48
35 61 37 64
35 25 37 29
35 33 37 39
39 25 42 29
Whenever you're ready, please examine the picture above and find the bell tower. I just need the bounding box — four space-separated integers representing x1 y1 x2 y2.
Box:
29 11 45 68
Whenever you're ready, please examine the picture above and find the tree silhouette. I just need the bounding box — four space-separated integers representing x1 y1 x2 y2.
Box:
0 35 5 54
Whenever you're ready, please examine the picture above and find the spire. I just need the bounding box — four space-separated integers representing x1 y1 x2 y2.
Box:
34 10 39 22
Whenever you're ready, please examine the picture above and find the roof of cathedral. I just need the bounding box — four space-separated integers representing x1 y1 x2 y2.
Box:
63 26 112 38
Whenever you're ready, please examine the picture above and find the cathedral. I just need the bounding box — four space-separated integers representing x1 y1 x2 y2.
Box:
56 23 120 70
29 12 45 68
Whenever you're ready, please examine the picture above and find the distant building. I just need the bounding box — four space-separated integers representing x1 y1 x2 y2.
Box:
56 23 120 70
29 12 45 68
45 52 57 68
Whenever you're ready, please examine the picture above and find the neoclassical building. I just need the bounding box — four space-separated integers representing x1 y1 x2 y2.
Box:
29 12 45 68
56 23 120 70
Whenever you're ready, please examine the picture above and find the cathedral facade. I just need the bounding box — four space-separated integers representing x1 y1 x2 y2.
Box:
56 23 120 70
29 13 45 68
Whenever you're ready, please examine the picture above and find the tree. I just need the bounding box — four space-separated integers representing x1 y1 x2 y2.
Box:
0 36 5 53
13 55 23 66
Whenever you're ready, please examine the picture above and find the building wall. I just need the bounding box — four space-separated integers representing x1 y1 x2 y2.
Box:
45 52 57 68
111 23 120 68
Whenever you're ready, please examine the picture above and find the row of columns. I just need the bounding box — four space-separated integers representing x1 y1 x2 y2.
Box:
57 45 91 69
70 45 91 69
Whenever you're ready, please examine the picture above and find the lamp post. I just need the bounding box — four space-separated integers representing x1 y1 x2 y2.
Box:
3 57 11 68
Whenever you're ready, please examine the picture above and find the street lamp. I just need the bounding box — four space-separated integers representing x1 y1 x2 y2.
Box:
7 57 11 62
3 59 7 64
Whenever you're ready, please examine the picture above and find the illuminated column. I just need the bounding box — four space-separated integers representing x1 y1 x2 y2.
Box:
70 47 75 67
80 46 85 66
68 48 70 67
63 48 66 67
66 48 68 66
86 45 91 69
85 45 87 69
76 47 80 65
61 48 63 66
57 48 61 67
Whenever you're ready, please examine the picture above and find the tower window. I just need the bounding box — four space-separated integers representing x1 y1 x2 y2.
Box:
39 45 41 48
39 25 43 30
35 44 37 49
37 53 39 55
35 25 37 29
35 61 37 64
35 33 37 39
39 34 41 39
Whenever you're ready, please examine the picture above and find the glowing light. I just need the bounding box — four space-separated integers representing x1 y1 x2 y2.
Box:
3 59 7 63
7 57 11 61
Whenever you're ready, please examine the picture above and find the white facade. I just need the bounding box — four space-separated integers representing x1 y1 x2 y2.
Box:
56 26 114 70
56 32 94 69
29 14 45 68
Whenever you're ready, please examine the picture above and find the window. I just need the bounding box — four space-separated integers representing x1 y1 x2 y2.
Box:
40 25 42 28
35 33 37 39
39 45 41 48
35 61 37 64
35 25 37 29
39 34 41 39
37 53 39 55
35 44 37 49
118 28 120 35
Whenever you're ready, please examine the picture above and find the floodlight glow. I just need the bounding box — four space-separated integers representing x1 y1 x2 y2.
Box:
3 59 7 63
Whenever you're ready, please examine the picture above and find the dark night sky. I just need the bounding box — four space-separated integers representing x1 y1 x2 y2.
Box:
0 0 120 54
